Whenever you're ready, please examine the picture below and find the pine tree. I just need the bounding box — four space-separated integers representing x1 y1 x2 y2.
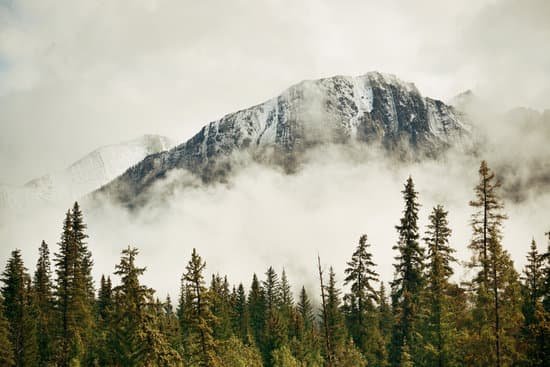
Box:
390 176 425 367
279 270 294 340
343 234 383 364
183 248 219 367
32 241 55 367
262 267 286 367
210 274 233 341
423 205 456 367
0 297 15 366
53 204 95 366
110 246 182 366
469 161 507 287
233 283 251 344
95 274 113 367
521 239 547 367
324 267 347 365
297 287 314 333
1 249 38 366
248 274 265 347
466 162 522 367
292 286 322 366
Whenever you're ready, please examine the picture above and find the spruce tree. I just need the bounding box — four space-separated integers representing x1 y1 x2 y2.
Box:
521 239 547 367
343 234 382 364
33 241 54 367
262 267 286 367
53 204 95 366
233 283 251 344
1 249 38 367
210 274 233 341
323 267 347 364
0 297 15 366
469 161 507 286
183 248 219 367
390 176 425 367
280 269 294 341
248 273 266 347
423 205 456 367
110 246 182 366
466 162 523 367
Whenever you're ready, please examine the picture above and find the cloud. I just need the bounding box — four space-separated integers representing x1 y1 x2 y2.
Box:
2 140 548 300
2 0 548 185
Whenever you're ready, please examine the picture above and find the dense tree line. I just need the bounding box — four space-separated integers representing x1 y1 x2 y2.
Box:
1 161 549 366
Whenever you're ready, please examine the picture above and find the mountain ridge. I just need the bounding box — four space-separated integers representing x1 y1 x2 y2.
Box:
95 72 473 206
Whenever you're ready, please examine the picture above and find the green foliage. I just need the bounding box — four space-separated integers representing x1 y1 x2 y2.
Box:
343 234 386 365
33 241 55 367
423 205 458 367
1 249 38 367
217 336 263 367
53 204 95 366
183 248 219 367
109 246 182 367
0 297 15 366
390 176 425 367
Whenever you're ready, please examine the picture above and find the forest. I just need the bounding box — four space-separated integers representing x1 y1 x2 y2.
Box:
0 160 549 367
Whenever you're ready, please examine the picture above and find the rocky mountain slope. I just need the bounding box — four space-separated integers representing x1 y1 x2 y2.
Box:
97 72 473 206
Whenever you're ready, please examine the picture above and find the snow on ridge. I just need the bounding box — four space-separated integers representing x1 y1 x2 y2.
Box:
1 135 175 209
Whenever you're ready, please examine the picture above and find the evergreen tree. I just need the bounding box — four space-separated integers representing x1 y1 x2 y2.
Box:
95 274 113 367
248 274 265 347
0 297 15 366
469 161 507 287
466 162 523 367
292 286 322 366
390 176 425 367
279 270 294 340
53 204 95 366
423 205 456 367
32 241 54 367
110 246 182 366
262 267 286 367
233 283 251 344
343 234 383 364
210 274 233 341
521 239 548 367
183 248 219 367
1 249 38 367
323 267 347 365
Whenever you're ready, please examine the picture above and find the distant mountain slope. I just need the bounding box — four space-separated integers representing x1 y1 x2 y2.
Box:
97 72 472 206
0 135 174 208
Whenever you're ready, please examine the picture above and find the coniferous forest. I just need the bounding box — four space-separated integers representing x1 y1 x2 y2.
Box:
1 161 549 367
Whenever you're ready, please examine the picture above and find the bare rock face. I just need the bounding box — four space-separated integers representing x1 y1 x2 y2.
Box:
96 72 472 206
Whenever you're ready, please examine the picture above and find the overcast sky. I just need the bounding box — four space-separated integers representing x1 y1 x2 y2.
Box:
1 0 549 184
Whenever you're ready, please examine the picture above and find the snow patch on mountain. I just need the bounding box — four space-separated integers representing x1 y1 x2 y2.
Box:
0 135 174 208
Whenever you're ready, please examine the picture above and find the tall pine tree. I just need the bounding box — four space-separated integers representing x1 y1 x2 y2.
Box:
1 249 38 367
390 176 425 367
423 205 456 367
183 248 219 367
33 241 54 367
343 234 386 366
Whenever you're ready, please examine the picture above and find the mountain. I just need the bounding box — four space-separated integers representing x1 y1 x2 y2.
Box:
96 72 473 206
0 134 174 208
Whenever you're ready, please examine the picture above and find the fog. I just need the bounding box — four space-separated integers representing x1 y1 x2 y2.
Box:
1 140 549 299
1 0 549 299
